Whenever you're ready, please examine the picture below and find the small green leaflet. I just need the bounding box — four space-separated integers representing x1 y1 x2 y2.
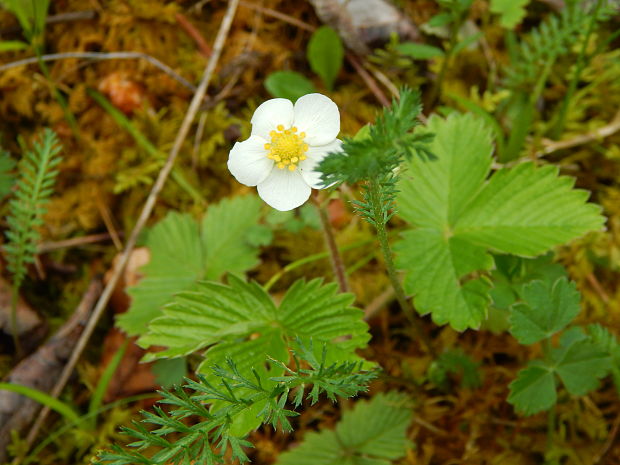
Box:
507 364 556 416
307 26 344 91
117 195 270 336
489 253 567 311
395 113 604 330
396 42 445 60
490 0 531 29
265 71 317 102
510 277 580 345
140 275 371 436
275 392 412 465
508 328 611 415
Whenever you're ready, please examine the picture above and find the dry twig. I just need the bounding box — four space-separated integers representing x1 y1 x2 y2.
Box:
23 0 241 450
0 52 196 92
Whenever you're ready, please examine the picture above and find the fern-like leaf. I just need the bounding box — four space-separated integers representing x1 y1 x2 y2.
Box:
505 0 620 90
3 128 62 289
96 346 376 465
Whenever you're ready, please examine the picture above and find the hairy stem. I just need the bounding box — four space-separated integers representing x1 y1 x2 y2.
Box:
367 179 436 356
551 0 603 138
10 286 22 358
313 191 349 293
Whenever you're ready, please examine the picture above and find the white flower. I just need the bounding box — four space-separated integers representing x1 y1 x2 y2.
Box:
227 93 342 211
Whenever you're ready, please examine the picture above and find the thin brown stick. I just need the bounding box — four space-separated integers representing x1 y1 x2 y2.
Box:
239 0 314 31
538 110 620 156
364 286 395 320
585 272 611 304
37 233 113 253
24 0 240 449
312 192 349 293
593 411 620 464
176 12 212 57
346 53 390 107
0 52 196 92
96 198 123 251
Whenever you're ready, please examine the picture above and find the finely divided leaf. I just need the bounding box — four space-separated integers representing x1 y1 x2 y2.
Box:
117 195 267 336
276 392 412 465
0 149 15 198
396 113 604 330
508 364 556 416
510 277 580 345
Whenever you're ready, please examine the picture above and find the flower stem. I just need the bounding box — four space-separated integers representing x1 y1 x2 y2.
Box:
313 191 349 293
367 179 436 356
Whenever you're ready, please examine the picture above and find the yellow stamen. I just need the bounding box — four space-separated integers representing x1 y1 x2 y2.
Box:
264 124 310 171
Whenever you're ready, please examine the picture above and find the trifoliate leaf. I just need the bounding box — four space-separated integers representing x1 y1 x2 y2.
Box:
508 364 556 416
395 113 604 330
489 253 567 311
509 277 580 345
553 332 610 396
117 195 268 336
490 0 531 29
275 392 412 465
307 26 344 91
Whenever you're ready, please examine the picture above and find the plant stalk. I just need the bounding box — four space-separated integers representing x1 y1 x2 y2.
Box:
313 191 349 293
367 179 436 356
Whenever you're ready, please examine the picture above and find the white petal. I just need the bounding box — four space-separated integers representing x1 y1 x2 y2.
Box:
257 168 311 211
251 98 294 140
299 139 343 189
293 93 340 146
227 135 273 186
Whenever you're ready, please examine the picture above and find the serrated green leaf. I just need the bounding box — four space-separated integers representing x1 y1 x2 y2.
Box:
490 0 531 29
117 195 268 336
307 26 344 91
275 392 412 465
489 253 567 311
140 276 370 435
202 195 264 280
553 338 610 396
265 71 317 101
510 277 580 345
508 364 556 415
118 212 203 336
396 113 604 330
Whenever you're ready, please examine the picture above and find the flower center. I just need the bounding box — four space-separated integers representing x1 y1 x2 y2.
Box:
264 125 309 171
